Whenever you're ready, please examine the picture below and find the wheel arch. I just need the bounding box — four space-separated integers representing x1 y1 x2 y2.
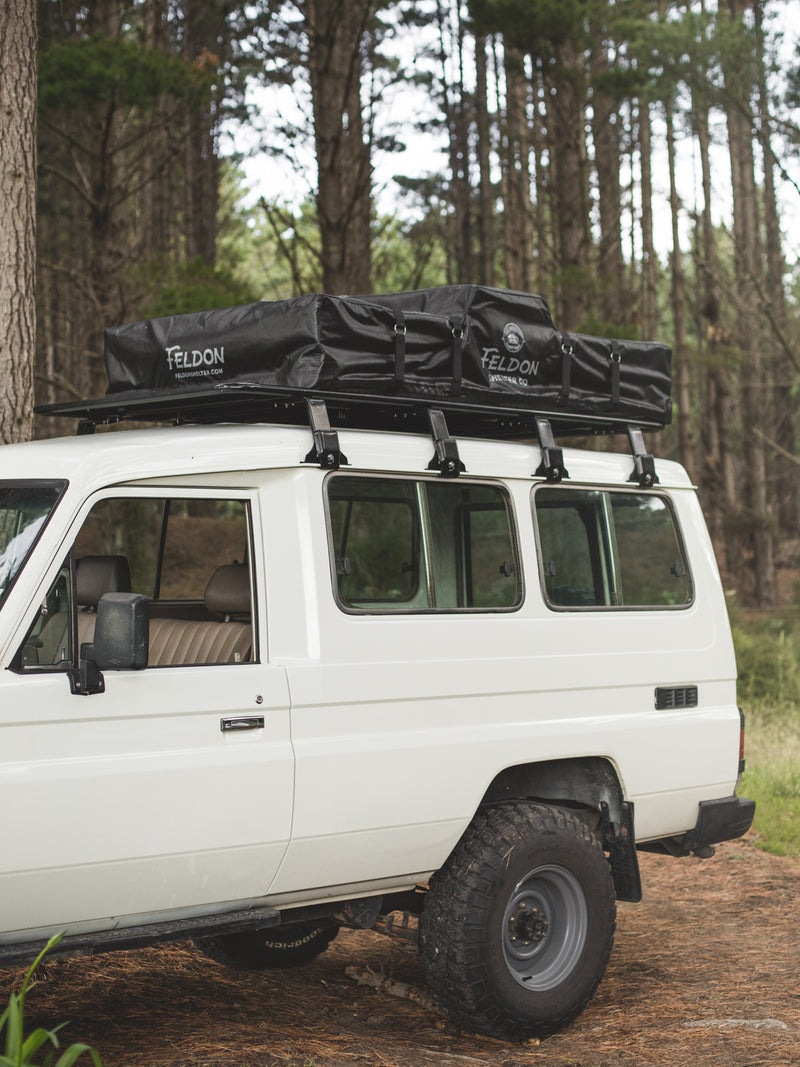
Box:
480 757 642 902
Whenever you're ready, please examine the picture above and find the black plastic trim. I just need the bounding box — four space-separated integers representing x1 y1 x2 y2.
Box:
684 796 756 852
0 905 280 968
640 795 755 858
655 686 698 710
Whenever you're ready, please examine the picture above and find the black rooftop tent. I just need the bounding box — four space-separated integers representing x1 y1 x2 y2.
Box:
36 285 671 484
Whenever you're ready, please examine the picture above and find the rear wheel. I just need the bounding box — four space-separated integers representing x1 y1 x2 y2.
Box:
195 921 340 971
419 803 616 1041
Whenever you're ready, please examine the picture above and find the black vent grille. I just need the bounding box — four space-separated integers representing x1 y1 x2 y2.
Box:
655 686 698 710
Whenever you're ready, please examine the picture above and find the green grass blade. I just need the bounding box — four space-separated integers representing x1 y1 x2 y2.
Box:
3 996 20 1062
21 1024 61 1060
52 1044 102 1067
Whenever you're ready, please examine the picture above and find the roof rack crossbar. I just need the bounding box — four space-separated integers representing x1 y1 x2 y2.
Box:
627 425 658 487
303 398 348 470
426 409 465 477
534 417 568 482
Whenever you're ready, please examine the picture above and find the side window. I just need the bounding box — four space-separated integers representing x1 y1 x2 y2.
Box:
20 561 73 669
73 498 249 601
20 495 254 670
327 475 521 612
426 482 519 609
74 498 162 597
534 487 691 609
610 494 691 606
328 479 421 605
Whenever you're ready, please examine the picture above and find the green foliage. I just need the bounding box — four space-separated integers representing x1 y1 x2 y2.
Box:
577 315 641 342
469 0 596 51
732 610 800 857
0 934 102 1067
137 259 260 319
371 215 450 293
730 609 800 716
740 708 800 858
39 37 211 114
216 162 453 303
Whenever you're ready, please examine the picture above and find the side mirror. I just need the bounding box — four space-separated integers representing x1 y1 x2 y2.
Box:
70 592 149 695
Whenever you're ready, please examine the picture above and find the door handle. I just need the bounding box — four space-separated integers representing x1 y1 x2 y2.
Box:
220 715 265 733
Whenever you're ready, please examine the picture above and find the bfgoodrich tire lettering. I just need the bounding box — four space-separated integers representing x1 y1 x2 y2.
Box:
195 921 340 971
419 803 616 1041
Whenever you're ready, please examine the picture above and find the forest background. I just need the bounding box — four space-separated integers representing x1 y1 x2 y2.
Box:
1 0 800 611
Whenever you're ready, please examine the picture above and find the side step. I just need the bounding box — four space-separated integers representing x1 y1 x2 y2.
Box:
0 904 280 968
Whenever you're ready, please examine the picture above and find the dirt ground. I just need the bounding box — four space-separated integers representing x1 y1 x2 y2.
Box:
5 837 799 1067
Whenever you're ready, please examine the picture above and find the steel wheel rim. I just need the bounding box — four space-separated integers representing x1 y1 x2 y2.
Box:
501 863 589 990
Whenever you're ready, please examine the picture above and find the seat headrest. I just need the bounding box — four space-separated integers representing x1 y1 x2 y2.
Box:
77 555 132 607
205 564 250 616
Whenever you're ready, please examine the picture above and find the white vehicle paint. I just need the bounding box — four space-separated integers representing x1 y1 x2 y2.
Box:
0 420 753 1040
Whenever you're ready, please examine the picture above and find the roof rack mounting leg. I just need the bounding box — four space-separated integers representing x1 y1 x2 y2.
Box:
76 420 96 436
426 409 465 477
627 425 659 487
303 398 348 469
534 417 568 482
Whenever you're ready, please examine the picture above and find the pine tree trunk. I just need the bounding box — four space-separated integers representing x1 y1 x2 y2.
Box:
141 0 172 265
439 0 472 284
724 0 775 606
183 0 222 266
475 34 495 287
665 96 694 481
500 44 534 292
307 0 372 294
694 81 734 570
590 47 626 328
638 100 658 340
529 58 550 296
754 0 798 534
0 0 36 442
544 37 590 329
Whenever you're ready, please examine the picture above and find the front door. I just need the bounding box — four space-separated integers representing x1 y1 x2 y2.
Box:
0 489 293 941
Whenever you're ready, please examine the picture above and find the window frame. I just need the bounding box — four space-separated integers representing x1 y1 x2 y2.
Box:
532 483 694 612
13 486 260 672
324 472 524 615
0 479 68 612
328 480 423 606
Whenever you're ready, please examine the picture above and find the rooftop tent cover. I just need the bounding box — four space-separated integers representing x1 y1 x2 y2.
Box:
100 284 671 429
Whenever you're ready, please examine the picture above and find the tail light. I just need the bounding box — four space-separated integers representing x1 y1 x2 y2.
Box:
737 707 746 791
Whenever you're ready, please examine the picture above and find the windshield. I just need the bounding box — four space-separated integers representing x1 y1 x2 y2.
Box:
0 482 67 608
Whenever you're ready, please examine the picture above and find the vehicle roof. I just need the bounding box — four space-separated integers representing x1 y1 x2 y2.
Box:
2 422 693 491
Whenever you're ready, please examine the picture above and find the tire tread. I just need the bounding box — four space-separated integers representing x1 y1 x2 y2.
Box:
419 803 616 1040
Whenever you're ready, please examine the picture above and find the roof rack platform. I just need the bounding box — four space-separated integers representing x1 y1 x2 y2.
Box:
36 379 667 439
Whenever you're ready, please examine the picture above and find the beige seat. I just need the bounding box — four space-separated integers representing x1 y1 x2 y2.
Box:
148 564 252 666
37 555 131 665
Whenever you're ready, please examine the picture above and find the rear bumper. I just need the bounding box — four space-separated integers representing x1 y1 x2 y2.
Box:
683 795 756 852
638 795 756 858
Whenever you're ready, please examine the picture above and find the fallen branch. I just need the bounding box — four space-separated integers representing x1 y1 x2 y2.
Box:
345 964 439 1013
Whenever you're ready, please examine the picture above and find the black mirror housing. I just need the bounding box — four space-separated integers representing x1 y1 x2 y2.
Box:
71 593 149 693
87 592 149 670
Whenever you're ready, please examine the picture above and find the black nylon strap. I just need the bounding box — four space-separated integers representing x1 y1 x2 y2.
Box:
610 342 621 408
559 333 573 403
450 319 464 395
393 310 406 386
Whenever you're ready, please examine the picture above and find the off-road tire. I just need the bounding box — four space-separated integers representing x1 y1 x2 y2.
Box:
195 921 340 971
419 803 616 1041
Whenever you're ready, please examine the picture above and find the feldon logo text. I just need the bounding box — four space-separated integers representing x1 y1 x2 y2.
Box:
481 348 540 377
165 345 225 372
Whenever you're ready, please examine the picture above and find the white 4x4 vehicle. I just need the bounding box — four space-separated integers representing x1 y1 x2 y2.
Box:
0 287 753 1041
